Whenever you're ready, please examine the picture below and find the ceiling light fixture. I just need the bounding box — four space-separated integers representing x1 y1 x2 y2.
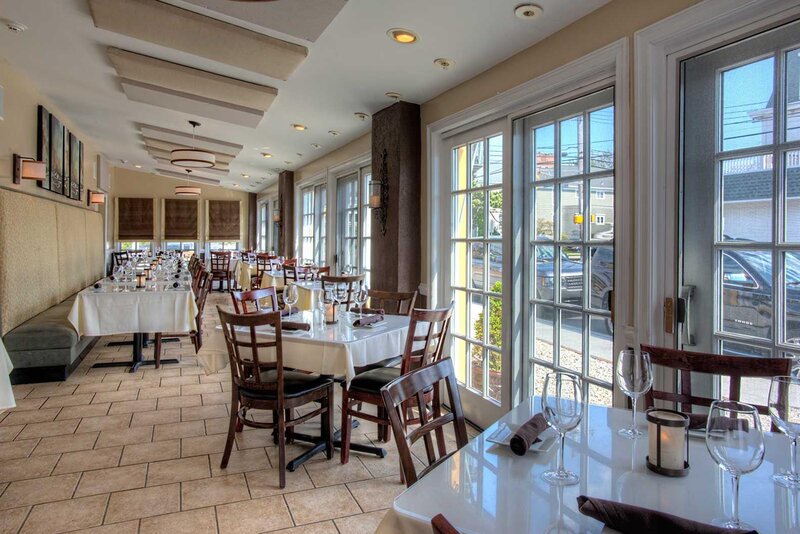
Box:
241 173 250 178
1 19 27 33
261 152 273 158
514 3 544 20
387 28 418 44
354 112 370 121
434 58 455 70
233 184 239 187
311 143 322 149
134 164 142 168
174 169 201 196
284 160 292 165
292 123 307 131
385 92 402 102
328 130 340 137
170 120 215 168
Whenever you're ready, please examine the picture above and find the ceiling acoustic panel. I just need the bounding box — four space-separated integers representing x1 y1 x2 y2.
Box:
121 78 264 127
108 48 277 112
156 168 221 185
138 124 242 156
89 0 308 80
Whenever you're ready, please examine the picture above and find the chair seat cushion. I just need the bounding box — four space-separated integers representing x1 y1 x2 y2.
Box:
3 298 79 351
239 370 332 400
349 366 401 394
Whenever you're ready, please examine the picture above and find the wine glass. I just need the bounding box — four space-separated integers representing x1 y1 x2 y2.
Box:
541 372 584 486
315 288 328 331
310 263 320 280
615 349 653 439
284 284 298 312
354 285 369 317
342 264 352 275
768 375 800 489
705 400 765 530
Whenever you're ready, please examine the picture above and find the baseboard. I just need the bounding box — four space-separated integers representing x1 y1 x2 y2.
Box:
10 337 99 385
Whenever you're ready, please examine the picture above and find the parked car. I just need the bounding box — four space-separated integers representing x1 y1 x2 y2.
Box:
534 246 583 303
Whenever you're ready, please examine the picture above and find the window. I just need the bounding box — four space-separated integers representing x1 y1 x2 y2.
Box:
271 199 280 252
258 203 268 252
316 184 327 264
300 184 327 264
118 241 151 252
301 188 315 261
208 241 239 251
361 167 372 285
164 242 196 256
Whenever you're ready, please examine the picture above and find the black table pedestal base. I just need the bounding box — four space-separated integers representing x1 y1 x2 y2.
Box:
91 332 181 372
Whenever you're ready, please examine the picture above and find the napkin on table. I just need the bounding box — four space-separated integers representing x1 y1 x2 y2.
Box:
509 413 548 455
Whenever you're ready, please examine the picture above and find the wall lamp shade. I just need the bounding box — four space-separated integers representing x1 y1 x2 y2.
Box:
272 211 281 222
87 190 106 205
13 154 46 183
175 185 202 196
169 148 216 168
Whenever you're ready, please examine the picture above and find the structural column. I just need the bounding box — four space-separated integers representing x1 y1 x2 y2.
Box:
370 101 421 294
247 192 257 250
278 170 295 258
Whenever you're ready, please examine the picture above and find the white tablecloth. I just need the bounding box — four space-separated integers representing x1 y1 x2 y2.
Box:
377 398 800 534
234 261 258 291
260 271 286 290
0 338 15 411
197 312 409 383
68 284 198 336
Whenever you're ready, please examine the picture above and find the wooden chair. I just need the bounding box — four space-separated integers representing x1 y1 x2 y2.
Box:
340 304 453 464
431 514 461 534
320 274 365 310
112 251 129 267
210 251 232 292
217 306 334 488
641 344 793 431
153 271 213 367
230 287 280 315
312 266 331 280
381 357 469 488
283 265 313 284
190 261 205 294
254 254 274 287
354 289 418 316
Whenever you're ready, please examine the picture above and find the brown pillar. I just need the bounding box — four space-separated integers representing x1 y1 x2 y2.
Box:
247 193 257 250
370 101 421 293
278 170 295 258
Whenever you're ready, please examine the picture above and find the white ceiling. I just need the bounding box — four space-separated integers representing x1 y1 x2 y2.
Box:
0 0 608 193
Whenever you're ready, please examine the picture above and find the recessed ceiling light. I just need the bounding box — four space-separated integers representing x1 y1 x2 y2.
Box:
284 161 292 165
434 58 455 70
514 3 543 20
328 130 340 137
134 164 142 169
354 112 370 121
261 152 273 158
296 153 303 158
387 28 418 44
233 184 239 187
241 173 250 178
385 92 402 101
292 123 307 131
311 143 322 149
2 19 28 33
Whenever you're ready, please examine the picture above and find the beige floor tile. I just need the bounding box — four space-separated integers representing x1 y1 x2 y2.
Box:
76 413 133 433
0 473 79 510
132 408 181 427
284 485 362 525
333 510 388 534
26 384 77 398
139 507 217 534
157 394 201 410
107 371 145 382
181 404 228 422
139 386 182 400
0 438 38 461
74 382 121 394
56 403 112 421
181 383 221 396
109 399 158 414
210 447 270 477
272 521 338 534
0 425 23 442
181 433 231 457
304 458 372 488
216 495 293 533
41 392 95 408
72 519 139 534
0 407 61 425
265 443 327 468
92 389 140 404
245 467 315 498
160 375 199 387
16 418 79 440
20 494 108 534
105 483 181 524
153 420 205 442
117 378 162 391
6 398 46 412
234 429 273 450
147 455 210 486
120 442 178 469
32 431 99 455
346 476 405 512
201 392 230 406
180 473 250 510
75 463 147 497
95 426 153 448
204 417 230 435
53 446 123 474
0 506 30 534
0 454 59 482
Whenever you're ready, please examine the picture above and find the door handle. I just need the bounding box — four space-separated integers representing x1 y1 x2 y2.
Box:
678 285 696 346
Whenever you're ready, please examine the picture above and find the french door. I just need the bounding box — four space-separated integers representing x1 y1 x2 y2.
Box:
336 173 360 273
680 20 800 401
520 87 616 406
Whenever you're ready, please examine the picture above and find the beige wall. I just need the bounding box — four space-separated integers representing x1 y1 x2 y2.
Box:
110 168 251 245
294 134 370 182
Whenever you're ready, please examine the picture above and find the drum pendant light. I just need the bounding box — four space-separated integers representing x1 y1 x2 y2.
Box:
170 120 216 169
175 169 201 196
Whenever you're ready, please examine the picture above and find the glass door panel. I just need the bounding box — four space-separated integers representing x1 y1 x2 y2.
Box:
336 173 359 274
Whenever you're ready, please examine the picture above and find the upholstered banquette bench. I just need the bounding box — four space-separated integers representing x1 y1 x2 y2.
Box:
2 294 97 384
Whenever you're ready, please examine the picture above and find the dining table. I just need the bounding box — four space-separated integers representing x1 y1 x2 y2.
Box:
377 397 800 533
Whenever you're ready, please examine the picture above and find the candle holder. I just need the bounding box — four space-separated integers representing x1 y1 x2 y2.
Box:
646 409 689 477
136 273 146 289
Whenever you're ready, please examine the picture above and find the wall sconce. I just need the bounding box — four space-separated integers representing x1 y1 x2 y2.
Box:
272 209 281 223
12 154 46 184
370 148 389 236
87 190 106 206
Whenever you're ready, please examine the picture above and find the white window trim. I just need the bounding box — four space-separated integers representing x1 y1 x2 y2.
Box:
427 38 630 408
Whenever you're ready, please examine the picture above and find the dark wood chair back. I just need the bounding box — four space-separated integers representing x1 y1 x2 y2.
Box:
230 287 280 314
256 253 274 275
112 251 129 266
211 251 231 272
382 357 468 487
320 274 365 309
361 289 418 316
431 515 461 534
400 303 454 375
641 344 793 429
313 266 331 280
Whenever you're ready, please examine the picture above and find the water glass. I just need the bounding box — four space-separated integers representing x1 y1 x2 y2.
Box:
541 372 584 486
768 375 800 489
355 285 369 317
616 349 653 439
705 400 765 530
284 284 298 309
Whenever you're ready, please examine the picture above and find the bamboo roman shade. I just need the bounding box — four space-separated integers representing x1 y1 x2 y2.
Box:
208 200 241 240
164 199 199 240
117 197 154 240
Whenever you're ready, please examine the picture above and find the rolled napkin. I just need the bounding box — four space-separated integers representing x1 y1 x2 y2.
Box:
509 413 548 455
577 496 757 534
93 283 102 289
280 306 299 317
281 321 311 332
353 314 385 327
172 282 180 288
351 306 386 316
109 275 116 281
174 274 181 279
688 414 750 432
431 514 460 534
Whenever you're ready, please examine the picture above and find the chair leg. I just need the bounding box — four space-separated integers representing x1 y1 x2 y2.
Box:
324 385 334 460
278 409 286 489
340 386 351 464
221 388 238 468
153 333 162 369
285 409 294 444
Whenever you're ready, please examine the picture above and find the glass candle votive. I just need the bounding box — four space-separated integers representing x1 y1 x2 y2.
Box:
646 408 690 477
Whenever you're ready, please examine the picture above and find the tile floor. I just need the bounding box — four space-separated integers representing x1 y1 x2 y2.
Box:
0 292 476 534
